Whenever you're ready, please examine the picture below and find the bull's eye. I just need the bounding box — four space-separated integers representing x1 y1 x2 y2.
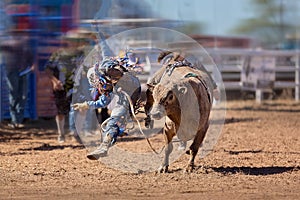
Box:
168 93 173 101
163 92 173 107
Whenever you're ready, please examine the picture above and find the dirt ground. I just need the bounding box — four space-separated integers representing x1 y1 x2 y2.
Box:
0 100 299 200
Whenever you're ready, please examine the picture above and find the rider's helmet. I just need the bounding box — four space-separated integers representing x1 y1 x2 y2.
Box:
99 59 126 83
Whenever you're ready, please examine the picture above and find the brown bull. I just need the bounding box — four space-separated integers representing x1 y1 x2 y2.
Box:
145 52 214 173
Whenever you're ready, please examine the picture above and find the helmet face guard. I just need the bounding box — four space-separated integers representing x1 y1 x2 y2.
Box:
98 75 112 91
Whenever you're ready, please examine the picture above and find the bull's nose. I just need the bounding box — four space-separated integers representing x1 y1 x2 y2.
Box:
150 111 162 120
150 105 166 120
150 104 166 120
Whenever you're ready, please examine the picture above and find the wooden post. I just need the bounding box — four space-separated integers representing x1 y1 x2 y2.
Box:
256 89 263 103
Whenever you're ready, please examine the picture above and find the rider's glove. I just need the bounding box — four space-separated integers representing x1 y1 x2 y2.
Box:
72 102 89 111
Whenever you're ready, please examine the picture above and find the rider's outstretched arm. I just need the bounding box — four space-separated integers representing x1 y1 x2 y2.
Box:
86 93 113 109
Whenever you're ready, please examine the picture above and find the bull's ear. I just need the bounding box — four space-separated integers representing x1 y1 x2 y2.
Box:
177 85 187 94
157 51 172 63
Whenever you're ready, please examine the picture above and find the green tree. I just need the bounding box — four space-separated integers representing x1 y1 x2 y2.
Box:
231 0 298 48
176 22 205 35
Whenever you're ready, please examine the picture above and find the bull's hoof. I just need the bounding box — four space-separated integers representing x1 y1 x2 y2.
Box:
184 164 195 173
156 165 169 173
185 149 192 155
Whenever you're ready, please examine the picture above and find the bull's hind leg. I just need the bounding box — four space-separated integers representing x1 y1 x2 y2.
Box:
157 123 175 173
185 124 209 172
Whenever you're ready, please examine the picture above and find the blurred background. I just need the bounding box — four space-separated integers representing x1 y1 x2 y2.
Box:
0 0 299 121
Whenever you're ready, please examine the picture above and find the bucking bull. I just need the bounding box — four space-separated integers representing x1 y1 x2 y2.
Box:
145 51 215 173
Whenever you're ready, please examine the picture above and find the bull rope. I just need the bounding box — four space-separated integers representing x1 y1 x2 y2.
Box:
119 89 164 155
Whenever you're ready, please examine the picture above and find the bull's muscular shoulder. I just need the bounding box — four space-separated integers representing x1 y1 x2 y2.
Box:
149 65 213 93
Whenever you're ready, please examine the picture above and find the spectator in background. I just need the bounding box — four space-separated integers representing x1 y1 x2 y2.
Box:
0 30 34 128
45 31 88 143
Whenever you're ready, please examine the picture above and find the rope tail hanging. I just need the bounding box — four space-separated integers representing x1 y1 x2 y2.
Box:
119 88 164 155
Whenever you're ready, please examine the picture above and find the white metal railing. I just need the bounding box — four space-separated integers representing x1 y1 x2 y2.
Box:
206 48 300 102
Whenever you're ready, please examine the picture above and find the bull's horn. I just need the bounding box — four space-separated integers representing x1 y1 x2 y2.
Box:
157 51 172 63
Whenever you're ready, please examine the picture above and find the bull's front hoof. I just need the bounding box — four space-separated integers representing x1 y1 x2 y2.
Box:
156 165 169 173
185 149 192 155
184 164 195 173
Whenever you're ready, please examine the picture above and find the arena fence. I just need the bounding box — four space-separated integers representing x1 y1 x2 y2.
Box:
206 48 300 102
1 47 299 121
